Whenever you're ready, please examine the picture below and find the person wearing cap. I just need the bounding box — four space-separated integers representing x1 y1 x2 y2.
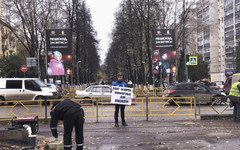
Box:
229 79 240 122
50 99 85 150
112 73 128 127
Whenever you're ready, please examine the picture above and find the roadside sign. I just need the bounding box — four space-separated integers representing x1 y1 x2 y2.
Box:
21 65 28 72
189 56 197 65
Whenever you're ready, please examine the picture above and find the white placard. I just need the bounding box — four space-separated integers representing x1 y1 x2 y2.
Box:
111 86 133 105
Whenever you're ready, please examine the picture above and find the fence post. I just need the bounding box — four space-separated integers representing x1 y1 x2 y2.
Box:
96 98 99 123
146 96 149 121
194 98 197 121
45 99 48 124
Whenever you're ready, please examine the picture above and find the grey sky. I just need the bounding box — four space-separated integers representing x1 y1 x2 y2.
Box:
85 0 122 65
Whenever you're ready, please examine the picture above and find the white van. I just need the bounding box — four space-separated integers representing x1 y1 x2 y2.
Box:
0 78 56 105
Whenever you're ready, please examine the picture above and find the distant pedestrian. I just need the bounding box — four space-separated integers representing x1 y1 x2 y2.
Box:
50 99 85 150
229 79 240 122
112 73 128 127
101 80 104 85
127 80 133 88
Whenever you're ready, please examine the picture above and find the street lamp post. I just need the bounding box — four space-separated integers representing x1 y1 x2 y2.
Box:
77 61 81 85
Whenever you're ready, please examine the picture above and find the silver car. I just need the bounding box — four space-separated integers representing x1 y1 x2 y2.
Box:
75 85 112 103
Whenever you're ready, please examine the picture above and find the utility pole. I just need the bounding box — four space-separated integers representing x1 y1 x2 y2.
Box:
182 0 188 82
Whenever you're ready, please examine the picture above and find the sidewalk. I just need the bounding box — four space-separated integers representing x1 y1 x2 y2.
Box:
1 117 240 150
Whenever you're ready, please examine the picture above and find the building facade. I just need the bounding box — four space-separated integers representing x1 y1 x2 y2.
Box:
0 2 17 56
224 0 240 70
196 0 226 82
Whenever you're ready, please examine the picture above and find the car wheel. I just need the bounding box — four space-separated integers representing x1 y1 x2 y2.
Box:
212 96 222 105
0 96 5 106
35 96 46 105
7 102 14 105
169 96 184 106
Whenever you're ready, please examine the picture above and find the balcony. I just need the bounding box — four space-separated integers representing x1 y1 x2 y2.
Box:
224 25 234 32
224 13 233 20
225 36 234 42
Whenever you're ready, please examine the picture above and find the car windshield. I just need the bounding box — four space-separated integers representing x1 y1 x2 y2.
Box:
34 79 47 87
216 82 223 86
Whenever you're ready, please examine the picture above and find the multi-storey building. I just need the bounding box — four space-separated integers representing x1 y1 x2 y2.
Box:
0 2 17 56
224 0 240 70
196 0 226 81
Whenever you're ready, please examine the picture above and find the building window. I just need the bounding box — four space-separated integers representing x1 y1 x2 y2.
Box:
225 40 234 49
225 31 234 38
226 53 233 58
225 18 233 27
226 64 233 69
236 3 240 12
225 8 233 16
236 17 240 24
224 0 233 8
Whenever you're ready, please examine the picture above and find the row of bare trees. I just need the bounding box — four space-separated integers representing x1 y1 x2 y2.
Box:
0 0 100 83
104 0 198 84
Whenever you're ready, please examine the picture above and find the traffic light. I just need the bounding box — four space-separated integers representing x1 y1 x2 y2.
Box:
186 54 190 65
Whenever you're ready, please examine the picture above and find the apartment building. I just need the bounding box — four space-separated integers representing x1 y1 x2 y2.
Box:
0 2 17 56
196 0 225 81
224 0 240 70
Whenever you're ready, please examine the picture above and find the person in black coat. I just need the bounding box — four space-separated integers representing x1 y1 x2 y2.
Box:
50 99 85 150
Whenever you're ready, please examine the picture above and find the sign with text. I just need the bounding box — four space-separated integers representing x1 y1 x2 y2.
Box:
153 29 175 50
111 86 133 105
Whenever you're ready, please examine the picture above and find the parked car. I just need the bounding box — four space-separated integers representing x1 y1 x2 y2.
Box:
0 78 56 105
46 83 63 99
163 82 227 105
75 85 112 103
223 73 240 95
210 81 224 91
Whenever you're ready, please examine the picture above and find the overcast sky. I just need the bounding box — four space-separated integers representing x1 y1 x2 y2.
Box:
85 0 122 65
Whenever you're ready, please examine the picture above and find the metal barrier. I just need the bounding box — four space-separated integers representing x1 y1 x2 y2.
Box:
197 97 232 116
0 97 197 122
0 100 44 121
149 97 196 119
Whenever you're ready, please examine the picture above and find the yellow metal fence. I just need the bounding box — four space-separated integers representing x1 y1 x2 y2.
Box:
0 97 196 122
0 97 232 122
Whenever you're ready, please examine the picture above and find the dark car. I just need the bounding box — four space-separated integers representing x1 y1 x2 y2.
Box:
46 83 63 99
163 82 227 105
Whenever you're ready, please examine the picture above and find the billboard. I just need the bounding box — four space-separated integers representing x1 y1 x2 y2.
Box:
45 29 72 76
152 29 176 74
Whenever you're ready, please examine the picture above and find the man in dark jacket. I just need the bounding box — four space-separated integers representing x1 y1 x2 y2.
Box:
50 99 85 150
112 73 128 127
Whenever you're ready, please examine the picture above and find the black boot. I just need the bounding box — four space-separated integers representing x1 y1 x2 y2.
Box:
122 122 128 126
115 123 119 127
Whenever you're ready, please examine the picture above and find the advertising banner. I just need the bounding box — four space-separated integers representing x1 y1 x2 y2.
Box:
111 86 133 105
45 29 72 76
152 29 176 74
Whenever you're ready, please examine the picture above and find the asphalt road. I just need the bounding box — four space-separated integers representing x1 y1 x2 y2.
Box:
1 116 240 150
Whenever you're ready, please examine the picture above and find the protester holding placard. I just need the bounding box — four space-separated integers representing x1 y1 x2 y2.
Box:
112 73 128 127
